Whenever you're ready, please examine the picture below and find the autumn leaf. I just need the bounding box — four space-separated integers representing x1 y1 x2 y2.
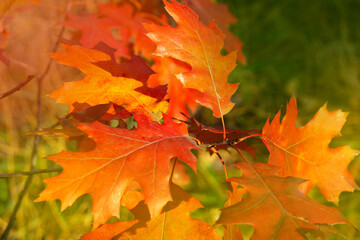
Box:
98 3 156 59
29 118 85 140
35 115 199 228
185 0 246 63
262 97 359 203
216 162 348 240
145 0 238 118
70 103 124 123
225 182 246 208
63 2 158 59
62 13 130 58
136 0 162 14
94 54 167 102
171 159 191 186
148 56 198 119
81 184 221 240
222 225 243 240
49 43 168 120
221 183 246 240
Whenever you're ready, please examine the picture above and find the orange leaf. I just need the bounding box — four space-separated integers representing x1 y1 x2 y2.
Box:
63 2 157 59
28 118 85 140
185 0 246 63
148 56 198 119
216 162 348 240
81 184 221 240
35 115 199 228
49 43 168 120
145 0 238 118
262 97 359 203
62 13 130 58
98 3 156 59
94 54 167 103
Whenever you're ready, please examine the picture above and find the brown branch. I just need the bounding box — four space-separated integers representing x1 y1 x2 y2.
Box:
0 75 35 100
0 168 62 178
209 146 228 179
230 143 250 164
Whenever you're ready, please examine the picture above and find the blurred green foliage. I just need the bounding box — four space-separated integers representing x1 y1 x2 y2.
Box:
222 0 360 138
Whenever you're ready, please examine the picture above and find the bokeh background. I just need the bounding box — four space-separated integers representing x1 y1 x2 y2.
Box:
0 0 359 239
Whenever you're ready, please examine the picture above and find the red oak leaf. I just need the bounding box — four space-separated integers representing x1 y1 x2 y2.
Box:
145 0 238 118
35 115 199 228
148 56 198 119
49 43 168 120
94 53 167 102
262 97 359 203
185 0 246 63
98 3 156 59
216 162 348 240
62 13 130 58
81 184 221 240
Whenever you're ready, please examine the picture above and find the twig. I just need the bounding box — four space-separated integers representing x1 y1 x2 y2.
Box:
0 1 71 239
209 146 228 179
0 75 35 100
0 168 62 178
198 133 263 148
230 143 249 164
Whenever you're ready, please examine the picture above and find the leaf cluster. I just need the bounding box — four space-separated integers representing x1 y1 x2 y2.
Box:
1 0 358 239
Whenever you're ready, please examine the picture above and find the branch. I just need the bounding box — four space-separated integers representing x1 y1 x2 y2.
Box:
194 133 263 148
209 146 228 179
0 75 35 100
230 144 250 164
0 168 61 178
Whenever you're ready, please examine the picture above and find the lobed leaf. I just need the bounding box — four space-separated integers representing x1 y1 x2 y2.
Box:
36 115 199 228
81 184 221 240
148 56 197 119
185 0 246 63
216 162 349 240
262 97 359 203
145 0 238 118
50 43 168 120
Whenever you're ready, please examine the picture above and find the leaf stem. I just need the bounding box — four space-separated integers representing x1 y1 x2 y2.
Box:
230 144 249 164
221 115 226 140
237 133 263 142
194 133 263 148
210 147 228 179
